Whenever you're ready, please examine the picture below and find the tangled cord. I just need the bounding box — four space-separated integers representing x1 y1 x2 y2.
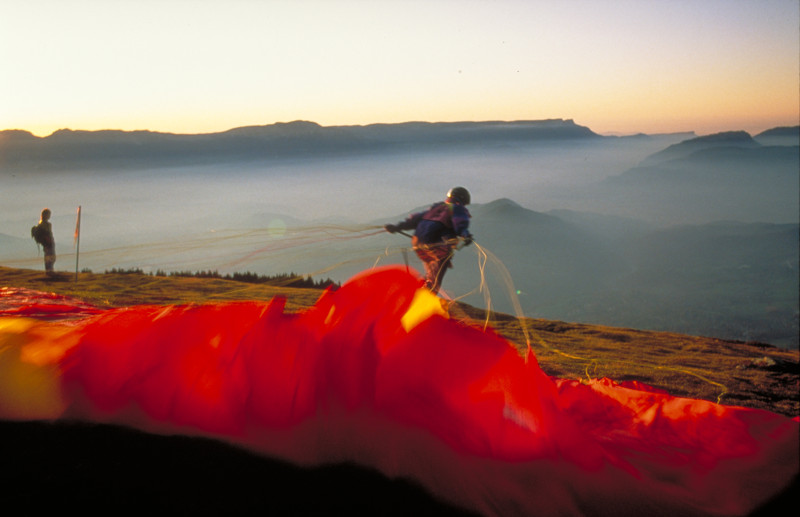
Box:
452 239 730 403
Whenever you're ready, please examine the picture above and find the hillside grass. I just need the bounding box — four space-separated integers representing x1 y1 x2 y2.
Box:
2 266 797 417
0 266 323 311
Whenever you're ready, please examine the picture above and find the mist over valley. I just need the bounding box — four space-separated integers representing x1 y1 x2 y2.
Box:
1 120 797 347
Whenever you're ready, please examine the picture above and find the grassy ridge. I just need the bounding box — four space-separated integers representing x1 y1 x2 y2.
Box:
2 266 797 417
0 266 324 311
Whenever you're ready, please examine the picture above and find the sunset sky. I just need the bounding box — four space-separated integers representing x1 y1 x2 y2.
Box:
3 0 798 137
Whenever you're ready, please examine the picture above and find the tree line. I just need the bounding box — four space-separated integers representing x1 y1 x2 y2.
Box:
103 267 339 290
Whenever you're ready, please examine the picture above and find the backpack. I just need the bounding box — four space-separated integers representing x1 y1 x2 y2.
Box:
31 223 46 245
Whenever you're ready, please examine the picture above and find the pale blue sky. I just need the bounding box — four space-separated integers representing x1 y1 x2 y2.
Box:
2 0 798 136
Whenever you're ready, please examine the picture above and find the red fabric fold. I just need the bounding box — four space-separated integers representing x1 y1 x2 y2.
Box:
1 266 796 516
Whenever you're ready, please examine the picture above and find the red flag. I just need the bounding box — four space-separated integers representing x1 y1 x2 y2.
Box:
74 206 81 247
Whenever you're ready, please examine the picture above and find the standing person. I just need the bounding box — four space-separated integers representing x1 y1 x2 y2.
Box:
31 208 56 275
384 187 473 294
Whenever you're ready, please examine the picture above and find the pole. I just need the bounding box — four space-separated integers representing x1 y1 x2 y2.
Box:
74 205 81 282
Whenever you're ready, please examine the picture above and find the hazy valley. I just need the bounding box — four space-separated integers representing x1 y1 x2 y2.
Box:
1 120 798 347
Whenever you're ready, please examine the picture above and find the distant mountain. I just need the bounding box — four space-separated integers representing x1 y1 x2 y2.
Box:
754 125 800 147
755 125 799 138
613 145 798 185
0 119 601 172
640 131 760 165
599 130 799 224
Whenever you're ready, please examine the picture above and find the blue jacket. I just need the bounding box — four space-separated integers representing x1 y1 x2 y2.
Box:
397 201 471 245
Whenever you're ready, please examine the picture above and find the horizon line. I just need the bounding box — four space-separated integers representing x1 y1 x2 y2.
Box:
0 117 730 139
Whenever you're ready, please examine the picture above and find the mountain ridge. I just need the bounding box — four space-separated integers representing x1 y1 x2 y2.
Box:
595 129 799 224
0 119 605 172
641 130 761 164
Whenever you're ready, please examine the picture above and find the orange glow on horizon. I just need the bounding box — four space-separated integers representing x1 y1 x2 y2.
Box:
3 1 797 139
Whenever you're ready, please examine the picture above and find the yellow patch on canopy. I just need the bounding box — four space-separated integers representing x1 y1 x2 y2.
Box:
401 288 448 332
0 318 76 420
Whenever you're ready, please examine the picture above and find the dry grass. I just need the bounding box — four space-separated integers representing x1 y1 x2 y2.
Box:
453 304 799 417
2 266 797 417
0 266 322 312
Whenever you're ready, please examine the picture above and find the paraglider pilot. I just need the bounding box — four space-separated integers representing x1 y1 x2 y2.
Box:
384 187 473 294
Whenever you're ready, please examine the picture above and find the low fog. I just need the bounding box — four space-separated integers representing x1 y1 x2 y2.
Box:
1 127 797 347
1 134 687 239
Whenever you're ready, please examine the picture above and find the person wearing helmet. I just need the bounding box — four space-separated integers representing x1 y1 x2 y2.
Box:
384 187 473 294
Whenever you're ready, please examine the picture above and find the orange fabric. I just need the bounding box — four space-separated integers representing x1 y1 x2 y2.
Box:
0 267 797 516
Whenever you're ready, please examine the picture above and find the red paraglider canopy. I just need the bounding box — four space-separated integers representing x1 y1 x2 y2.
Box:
0 267 797 516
